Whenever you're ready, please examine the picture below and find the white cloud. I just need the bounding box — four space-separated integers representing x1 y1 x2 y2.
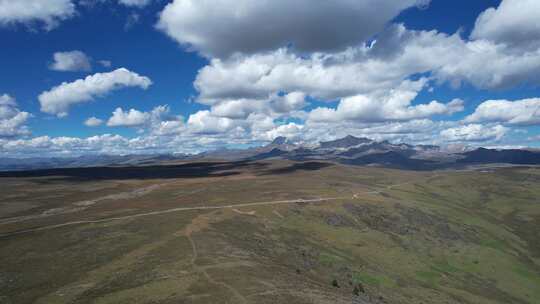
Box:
5 1 540 156
434 39 540 89
0 94 31 138
0 0 76 30
0 113 518 157
118 0 151 7
195 47 385 102
0 132 245 157
107 108 149 127
440 124 508 142
465 98 540 126
151 120 184 136
0 134 131 156
210 99 264 119
157 0 420 58
300 119 450 145
471 0 540 51
194 24 540 106
0 111 31 138
106 105 180 130
84 117 103 127
271 92 307 114
0 94 16 108
246 113 275 133
49 50 92 72
39 68 152 117
348 119 443 137
208 92 307 119
187 110 238 134
153 4 540 152
98 60 112 68
263 123 304 142
308 79 463 123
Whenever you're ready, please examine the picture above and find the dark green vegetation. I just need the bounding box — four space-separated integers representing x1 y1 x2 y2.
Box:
1 160 539 303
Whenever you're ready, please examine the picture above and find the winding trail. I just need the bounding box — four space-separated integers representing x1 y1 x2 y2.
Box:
0 196 349 238
0 177 425 239
186 233 248 304
181 213 248 304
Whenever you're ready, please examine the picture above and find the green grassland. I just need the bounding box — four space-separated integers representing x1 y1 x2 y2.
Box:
0 161 539 303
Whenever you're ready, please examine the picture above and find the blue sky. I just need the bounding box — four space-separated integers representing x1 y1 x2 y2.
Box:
1 0 539 157
0 1 206 138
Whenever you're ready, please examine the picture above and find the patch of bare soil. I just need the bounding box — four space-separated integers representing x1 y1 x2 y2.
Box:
232 209 256 216
0 183 169 225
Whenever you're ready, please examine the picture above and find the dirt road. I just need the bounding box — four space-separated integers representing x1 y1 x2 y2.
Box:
0 178 424 238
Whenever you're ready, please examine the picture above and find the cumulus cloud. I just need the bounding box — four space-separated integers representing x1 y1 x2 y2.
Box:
106 105 180 130
194 24 540 106
5 1 540 156
465 98 540 126
209 99 264 120
308 79 463 123
208 92 307 120
471 0 540 51
271 92 307 114
0 94 31 138
84 117 103 127
435 39 540 89
107 108 149 127
263 123 304 142
195 47 385 103
49 50 92 72
152 3 540 151
157 0 420 58
39 68 152 117
186 110 238 134
151 120 184 136
0 0 76 30
0 94 16 109
440 124 508 142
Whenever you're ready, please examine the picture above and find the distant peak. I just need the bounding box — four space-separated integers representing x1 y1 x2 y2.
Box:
270 136 288 145
320 135 373 149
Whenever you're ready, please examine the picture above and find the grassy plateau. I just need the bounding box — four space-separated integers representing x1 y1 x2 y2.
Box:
0 160 539 303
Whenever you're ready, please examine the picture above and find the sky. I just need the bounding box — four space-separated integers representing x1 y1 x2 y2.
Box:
1 0 540 157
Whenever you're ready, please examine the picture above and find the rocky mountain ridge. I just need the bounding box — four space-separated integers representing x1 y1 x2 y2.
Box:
1 135 539 171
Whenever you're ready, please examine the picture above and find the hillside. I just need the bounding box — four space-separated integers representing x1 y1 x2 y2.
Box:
1 160 539 303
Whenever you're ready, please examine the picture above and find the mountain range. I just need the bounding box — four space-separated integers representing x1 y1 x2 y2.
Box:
1 136 540 171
